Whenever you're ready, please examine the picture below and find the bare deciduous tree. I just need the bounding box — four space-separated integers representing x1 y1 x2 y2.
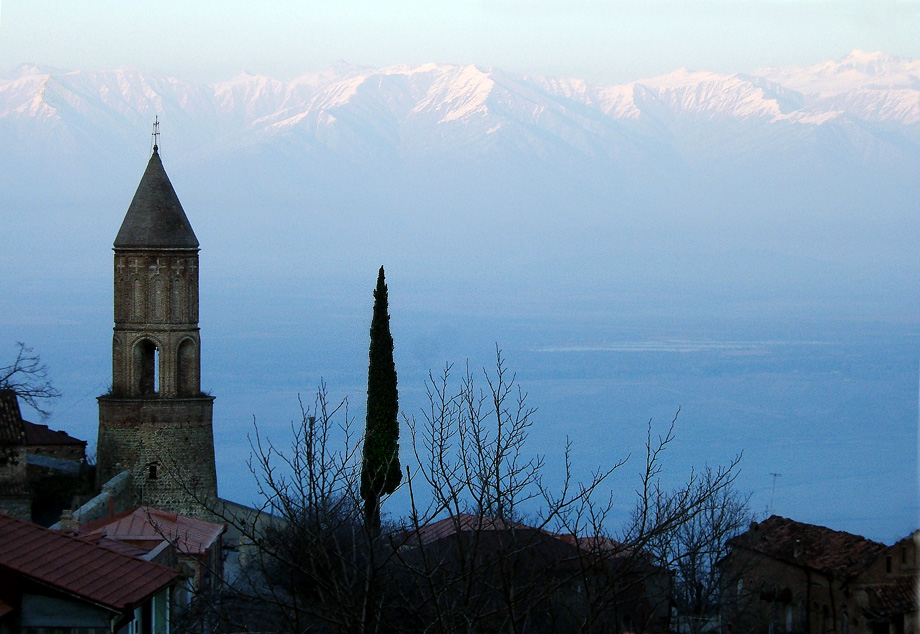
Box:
0 342 61 418
180 350 747 634
640 459 752 633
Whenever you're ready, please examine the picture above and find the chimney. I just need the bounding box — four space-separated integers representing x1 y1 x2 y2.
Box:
59 509 79 533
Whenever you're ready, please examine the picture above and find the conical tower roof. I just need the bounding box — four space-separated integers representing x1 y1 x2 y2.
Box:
114 148 199 249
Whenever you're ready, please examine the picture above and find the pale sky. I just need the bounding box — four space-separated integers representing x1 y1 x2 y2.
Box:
1 0 918 84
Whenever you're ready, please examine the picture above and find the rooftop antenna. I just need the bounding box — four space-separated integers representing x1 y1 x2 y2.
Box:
151 116 160 153
769 472 782 515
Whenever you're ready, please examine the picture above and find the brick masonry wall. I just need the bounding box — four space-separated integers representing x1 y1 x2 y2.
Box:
26 444 87 462
0 495 31 520
97 396 218 519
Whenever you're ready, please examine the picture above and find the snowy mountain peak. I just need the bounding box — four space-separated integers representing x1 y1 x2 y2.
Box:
1 52 918 163
838 49 901 71
754 50 920 96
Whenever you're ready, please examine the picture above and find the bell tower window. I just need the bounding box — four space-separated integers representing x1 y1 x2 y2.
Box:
135 339 159 396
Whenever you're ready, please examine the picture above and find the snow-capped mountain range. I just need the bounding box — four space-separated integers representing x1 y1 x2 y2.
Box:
1 50 918 171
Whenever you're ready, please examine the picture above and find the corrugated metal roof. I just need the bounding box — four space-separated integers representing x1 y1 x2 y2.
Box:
78 533 152 559
0 513 178 611
81 506 225 556
22 420 86 447
114 148 199 249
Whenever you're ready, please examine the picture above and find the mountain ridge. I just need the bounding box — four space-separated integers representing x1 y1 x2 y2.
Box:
1 51 918 173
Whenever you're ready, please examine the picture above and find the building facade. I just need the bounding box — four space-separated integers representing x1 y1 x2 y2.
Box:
720 516 892 634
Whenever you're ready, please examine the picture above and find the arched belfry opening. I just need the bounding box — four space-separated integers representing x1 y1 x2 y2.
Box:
97 142 217 518
134 339 159 396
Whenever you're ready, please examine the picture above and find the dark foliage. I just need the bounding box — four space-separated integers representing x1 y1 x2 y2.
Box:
361 266 401 532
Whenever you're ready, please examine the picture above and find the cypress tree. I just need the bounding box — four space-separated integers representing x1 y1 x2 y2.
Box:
361 266 401 532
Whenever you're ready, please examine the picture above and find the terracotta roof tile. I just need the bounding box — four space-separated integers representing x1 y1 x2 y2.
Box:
731 515 886 578
865 576 919 616
0 512 177 611
0 390 25 445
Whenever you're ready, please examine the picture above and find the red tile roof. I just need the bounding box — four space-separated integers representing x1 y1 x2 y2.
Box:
0 390 84 448
867 576 919 616
0 512 178 611
22 420 86 447
81 506 225 556
731 515 886 578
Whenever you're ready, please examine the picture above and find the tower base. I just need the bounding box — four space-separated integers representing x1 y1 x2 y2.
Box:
97 396 218 519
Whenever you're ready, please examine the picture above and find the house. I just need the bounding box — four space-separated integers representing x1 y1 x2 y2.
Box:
0 390 89 523
21 417 87 463
0 512 178 634
397 513 670 633
80 505 226 608
850 530 919 634
557 533 672 633
720 515 889 634
0 391 30 520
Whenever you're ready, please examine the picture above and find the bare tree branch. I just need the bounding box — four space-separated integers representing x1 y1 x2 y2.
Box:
0 342 61 418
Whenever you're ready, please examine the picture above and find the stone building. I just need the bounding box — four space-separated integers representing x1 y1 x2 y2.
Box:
851 531 919 634
0 390 31 520
720 515 890 634
96 145 218 519
0 389 89 523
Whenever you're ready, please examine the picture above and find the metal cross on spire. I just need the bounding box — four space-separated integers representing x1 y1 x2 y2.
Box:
151 116 160 153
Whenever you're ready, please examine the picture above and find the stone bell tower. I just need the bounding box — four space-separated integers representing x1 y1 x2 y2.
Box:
96 143 217 518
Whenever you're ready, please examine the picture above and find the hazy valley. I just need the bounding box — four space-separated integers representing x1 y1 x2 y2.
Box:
1 50 917 542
